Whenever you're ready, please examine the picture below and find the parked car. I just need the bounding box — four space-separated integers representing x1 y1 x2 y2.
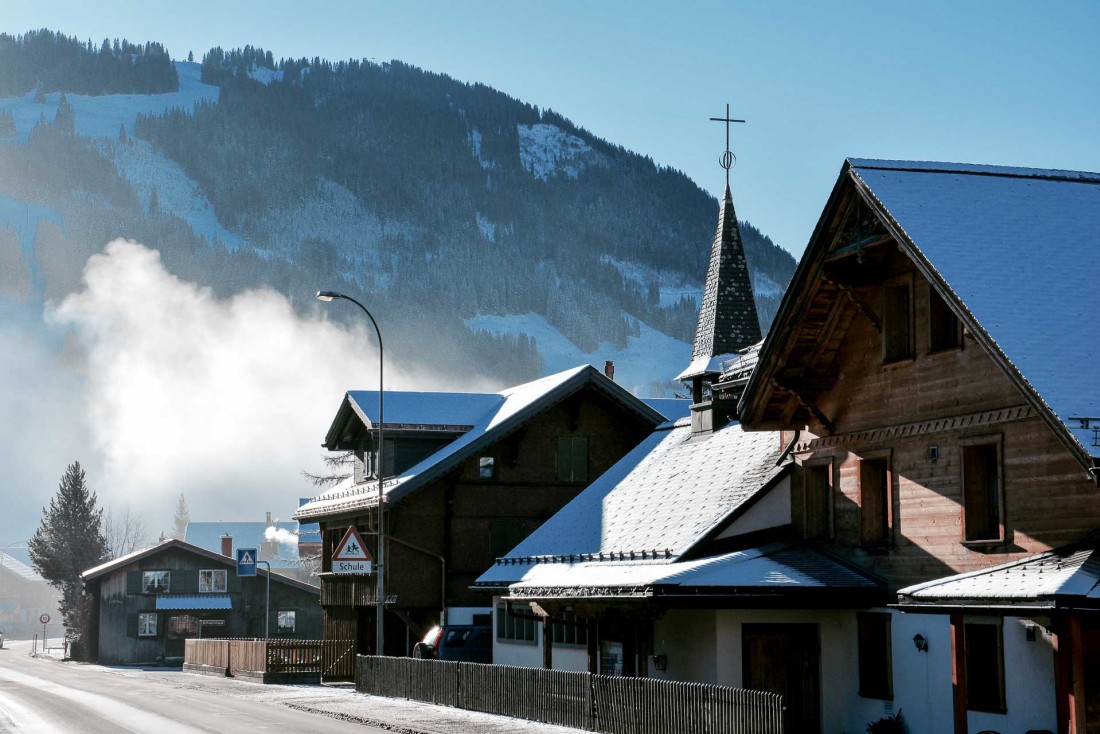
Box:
414 624 492 664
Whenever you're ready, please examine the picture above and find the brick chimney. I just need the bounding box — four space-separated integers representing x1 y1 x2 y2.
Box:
220 534 233 558
603 360 615 381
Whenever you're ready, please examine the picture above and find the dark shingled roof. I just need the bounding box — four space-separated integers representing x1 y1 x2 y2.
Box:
686 184 762 375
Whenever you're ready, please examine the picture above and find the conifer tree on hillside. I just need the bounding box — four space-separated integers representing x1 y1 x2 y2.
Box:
28 461 109 659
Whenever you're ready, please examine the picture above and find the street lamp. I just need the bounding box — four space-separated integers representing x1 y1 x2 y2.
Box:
316 290 386 656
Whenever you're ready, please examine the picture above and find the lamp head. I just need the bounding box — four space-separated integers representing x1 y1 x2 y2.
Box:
316 290 339 302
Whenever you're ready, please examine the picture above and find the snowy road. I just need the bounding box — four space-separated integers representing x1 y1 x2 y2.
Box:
0 640 383 733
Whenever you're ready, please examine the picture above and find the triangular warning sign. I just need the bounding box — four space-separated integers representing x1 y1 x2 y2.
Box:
332 526 372 562
239 551 255 565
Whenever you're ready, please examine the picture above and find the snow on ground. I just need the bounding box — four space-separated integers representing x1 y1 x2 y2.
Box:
517 123 601 181
260 178 412 278
0 61 218 142
600 255 701 308
476 211 496 243
108 140 243 251
466 311 689 397
468 128 495 170
247 65 284 85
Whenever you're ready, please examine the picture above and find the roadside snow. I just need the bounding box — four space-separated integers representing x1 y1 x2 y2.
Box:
466 311 689 396
517 123 600 181
0 61 218 142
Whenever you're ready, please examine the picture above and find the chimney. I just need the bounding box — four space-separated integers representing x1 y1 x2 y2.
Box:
220 534 233 558
603 360 615 381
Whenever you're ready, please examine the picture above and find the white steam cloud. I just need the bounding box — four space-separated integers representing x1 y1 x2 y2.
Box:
37 239 484 533
264 526 298 546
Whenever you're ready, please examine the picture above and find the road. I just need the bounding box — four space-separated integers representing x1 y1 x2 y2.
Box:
0 639 385 733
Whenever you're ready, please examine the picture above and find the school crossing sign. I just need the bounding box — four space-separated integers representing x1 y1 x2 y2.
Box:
332 526 372 574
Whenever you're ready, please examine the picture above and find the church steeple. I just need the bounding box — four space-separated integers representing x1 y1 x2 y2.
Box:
676 106 762 433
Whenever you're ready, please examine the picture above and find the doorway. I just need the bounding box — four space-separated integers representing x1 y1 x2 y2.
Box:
742 623 821 734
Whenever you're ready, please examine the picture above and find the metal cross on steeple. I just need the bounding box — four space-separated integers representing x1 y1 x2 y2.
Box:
709 103 746 187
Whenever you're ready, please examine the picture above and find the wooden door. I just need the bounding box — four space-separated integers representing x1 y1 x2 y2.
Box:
743 623 821 734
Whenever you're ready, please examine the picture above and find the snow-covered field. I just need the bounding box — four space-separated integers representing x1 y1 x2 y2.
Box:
467 311 690 397
0 61 218 142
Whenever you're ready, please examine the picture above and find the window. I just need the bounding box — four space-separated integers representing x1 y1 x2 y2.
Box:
928 287 962 352
496 603 536 643
556 436 588 483
857 613 893 699
198 569 227 593
859 457 891 546
883 281 913 362
552 612 588 647
803 462 832 540
277 610 296 634
138 612 157 637
965 620 1005 712
142 570 170 594
962 439 1002 542
478 456 497 480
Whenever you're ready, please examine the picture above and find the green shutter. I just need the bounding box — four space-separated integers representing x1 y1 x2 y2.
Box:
174 569 199 593
127 613 139 637
126 571 143 595
227 571 241 592
556 437 572 482
571 437 588 483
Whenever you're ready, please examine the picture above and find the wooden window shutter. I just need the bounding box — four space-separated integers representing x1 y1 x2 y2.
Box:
929 287 962 352
804 464 830 540
126 571 143 595
127 613 139 637
572 437 588 483
174 569 199 593
556 436 572 482
860 458 889 545
963 443 1001 541
883 283 912 362
857 612 893 699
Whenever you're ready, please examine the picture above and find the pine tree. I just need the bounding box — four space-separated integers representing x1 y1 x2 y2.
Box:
171 493 190 539
28 461 109 659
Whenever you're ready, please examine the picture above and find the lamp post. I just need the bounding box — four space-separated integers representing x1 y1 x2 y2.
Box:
316 290 386 656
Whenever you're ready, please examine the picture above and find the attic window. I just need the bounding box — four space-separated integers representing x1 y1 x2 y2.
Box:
882 279 914 363
479 456 497 480
555 436 588 484
142 570 170 594
928 287 962 353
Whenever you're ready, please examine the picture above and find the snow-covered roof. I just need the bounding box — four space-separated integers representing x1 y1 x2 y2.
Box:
475 419 787 589
897 531 1100 608
0 555 45 584
483 542 882 602
676 352 739 382
847 159 1100 461
298 365 668 521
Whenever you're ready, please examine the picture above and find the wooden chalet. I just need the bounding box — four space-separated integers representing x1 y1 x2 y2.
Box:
81 538 321 665
738 159 1100 734
294 366 669 662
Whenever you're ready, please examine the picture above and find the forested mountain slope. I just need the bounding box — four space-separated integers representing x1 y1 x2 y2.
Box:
0 33 796 391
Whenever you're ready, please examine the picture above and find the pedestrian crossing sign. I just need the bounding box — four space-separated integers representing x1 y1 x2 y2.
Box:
236 548 257 577
332 526 372 574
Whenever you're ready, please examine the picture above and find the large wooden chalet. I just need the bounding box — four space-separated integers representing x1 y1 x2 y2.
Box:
294 366 670 660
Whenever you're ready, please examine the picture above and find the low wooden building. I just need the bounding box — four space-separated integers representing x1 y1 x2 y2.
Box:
295 365 672 661
81 539 321 665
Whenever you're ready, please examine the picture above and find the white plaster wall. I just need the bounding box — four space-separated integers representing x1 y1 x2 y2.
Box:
489 601 588 671
446 606 491 625
967 615 1056 734
715 475 791 540
651 609 718 683
886 611 955 734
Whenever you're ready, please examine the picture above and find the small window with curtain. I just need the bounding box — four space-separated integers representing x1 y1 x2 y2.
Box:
198 569 226 593
138 612 158 637
277 610 296 634
857 612 892 699
555 436 588 483
962 437 1003 542
142 570 170 594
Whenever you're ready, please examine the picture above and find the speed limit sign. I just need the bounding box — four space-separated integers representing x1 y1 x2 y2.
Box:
39 613 50 624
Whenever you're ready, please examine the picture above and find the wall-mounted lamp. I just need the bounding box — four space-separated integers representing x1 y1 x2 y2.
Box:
927 445 939 462
651 654 668 672
913 633 928 652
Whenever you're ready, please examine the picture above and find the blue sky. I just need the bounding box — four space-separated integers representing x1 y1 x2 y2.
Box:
5 0 1098 255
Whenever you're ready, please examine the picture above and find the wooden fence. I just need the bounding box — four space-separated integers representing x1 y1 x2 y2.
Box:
356 656 784 734
184 639 355 681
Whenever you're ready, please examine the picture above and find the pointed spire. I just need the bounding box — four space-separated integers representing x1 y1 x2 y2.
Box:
678 183 762 381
